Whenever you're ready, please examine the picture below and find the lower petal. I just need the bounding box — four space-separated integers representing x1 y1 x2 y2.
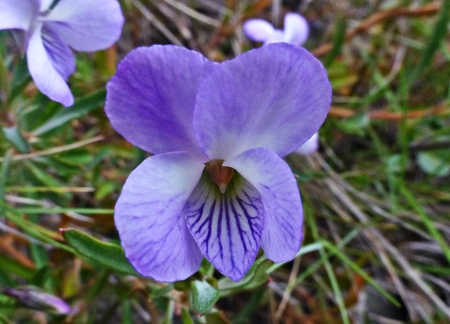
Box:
26 24 73 106
224 147 303 262
115 152 205 282
184 172 265 281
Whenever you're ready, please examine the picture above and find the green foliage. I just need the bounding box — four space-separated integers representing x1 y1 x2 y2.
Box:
62 228 139 276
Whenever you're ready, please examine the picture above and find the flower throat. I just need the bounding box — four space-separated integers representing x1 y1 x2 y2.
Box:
205 160 234 194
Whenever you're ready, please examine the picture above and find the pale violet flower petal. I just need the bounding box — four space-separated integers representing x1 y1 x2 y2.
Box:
41 24 75 80
184 172 265 281
44 0 124 51
40 0 54 11
294 132 319 155
264 29 285 44
115 152 205 282
0 0 39 31
283 13 309 46
243 19 275 42
194 43 331 160
224 147 303 262
106 45 215 159
27 24 74 106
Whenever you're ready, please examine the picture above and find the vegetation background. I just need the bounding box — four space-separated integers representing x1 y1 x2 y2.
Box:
0 0 449 323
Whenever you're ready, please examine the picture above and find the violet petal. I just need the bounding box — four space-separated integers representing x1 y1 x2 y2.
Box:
44 0 124 51
106 45 215 159
224 147 303 262
243 19 275 42
26 23 74 106
184 172 264 281
283 13 309 46
41 24 75 81
194 43 331 160
0 0 39 31
294 132 319 155
115 152 205 282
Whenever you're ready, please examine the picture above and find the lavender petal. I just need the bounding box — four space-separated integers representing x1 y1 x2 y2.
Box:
0 0 39 31
194 43 331 160
283 13 309 46
27 24 74 106
106 45 215 159
45 0 124 51
115 152 205 282
184 172 264 281
224 147 303 262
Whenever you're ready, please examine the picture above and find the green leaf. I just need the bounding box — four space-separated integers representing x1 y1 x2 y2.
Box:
189 280 220 315
407 0 450 85
32 89 106 136
323 17 347 67
218 257 271 296
2 126 30 153
62 228 139 276
417 151 450 177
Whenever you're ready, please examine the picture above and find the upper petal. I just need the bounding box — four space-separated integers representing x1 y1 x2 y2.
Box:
243 19 275 42
264 29 285 44
0 0 39 31
294 132 319 155
283 13 309 46
44 0 124 51
184 172 265 281
194 43 331 160
115 152 205 282
26 23 74 106
106 45 215 159
224 147 303 262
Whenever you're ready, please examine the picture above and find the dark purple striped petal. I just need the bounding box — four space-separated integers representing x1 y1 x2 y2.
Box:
224 147 303 262
41 24 75 81
184 173 265 281
115 152 205 282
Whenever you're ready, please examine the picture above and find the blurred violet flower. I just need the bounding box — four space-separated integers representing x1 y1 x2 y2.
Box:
244 13 320 155
0 0 124 106
3 286 71 315
243 13 309 46
106 44 331 282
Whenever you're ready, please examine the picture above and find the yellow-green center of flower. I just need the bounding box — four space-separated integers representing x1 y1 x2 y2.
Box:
205 160 235 194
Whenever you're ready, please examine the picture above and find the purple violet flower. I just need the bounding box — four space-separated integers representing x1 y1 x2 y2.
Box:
243 13 309 46
105 43 331 282
3 286 71 315
244 13 320 156
0 0 124 106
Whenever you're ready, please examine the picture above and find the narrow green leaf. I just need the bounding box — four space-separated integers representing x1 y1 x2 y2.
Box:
323 17 347 67
32 89 106 136
399 182 450 265
407 0 450 85
2 126 30 153
181 307 194 324
0 50 9 106
0 149 12 215
15 207 113 214
189 280 220 315
62 228 139 276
